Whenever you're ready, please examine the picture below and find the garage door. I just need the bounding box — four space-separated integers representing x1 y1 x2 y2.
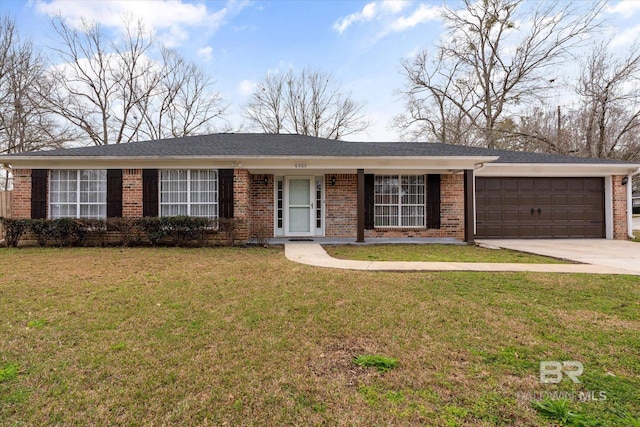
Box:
475 177 605 238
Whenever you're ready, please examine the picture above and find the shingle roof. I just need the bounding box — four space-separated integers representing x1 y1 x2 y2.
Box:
0 133 636 165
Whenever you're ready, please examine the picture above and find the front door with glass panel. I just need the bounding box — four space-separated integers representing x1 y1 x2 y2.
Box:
285 177 314 236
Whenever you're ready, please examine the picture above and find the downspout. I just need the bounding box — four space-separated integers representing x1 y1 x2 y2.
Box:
627 168 640 239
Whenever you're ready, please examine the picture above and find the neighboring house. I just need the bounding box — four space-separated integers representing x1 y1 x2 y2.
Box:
1 133 639 242
633 191 640 208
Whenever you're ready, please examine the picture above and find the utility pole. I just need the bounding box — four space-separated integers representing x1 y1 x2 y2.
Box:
557 105 561 143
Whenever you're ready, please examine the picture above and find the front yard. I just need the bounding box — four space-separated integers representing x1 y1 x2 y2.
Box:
0 247 638 425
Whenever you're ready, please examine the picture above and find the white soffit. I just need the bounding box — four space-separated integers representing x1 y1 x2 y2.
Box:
476 163 640 177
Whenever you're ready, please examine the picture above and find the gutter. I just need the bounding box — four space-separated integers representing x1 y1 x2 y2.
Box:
628 167 640 239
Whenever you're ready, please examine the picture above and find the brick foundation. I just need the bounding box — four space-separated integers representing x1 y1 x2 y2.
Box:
612 175 628 239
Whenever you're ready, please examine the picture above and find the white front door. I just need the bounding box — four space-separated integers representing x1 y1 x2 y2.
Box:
285 177 314 236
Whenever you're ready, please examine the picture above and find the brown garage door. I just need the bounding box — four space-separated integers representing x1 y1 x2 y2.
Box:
475 177 605 238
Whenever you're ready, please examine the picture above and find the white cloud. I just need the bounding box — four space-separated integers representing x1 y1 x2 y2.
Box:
238 79 256 97
381 0 411 14
611 24 640 47
33 0 231 46
390 4 441 32
606 0 640 18
197 46 214 62
334 2 378 33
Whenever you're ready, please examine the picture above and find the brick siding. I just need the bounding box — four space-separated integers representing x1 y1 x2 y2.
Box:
233 169 251 240
11 169 32 219
612 175 628 239
123 169 143 217
365 174 464 240
249 174 274 238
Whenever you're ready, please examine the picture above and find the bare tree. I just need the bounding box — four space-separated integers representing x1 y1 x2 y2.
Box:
245 69 368 140
395 0 603 148
135 48 227 141
46 18 226 145
509 41 640 161
0 16 74 156
575 41 640 160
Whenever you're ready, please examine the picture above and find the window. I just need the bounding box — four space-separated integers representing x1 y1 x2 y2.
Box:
159 170 218 218
374 175 425 227
50 170 107 219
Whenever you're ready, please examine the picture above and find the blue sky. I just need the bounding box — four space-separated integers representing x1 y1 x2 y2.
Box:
2 0 640 141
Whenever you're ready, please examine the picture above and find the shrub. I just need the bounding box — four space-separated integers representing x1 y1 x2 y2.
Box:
107 218 144 247
138 217 167 246
50 218 87 247
28 219 53 247
634 206 640 215
163 216 213 246
83 219 107 246
219 218 243 246
254 224 272 247
0 218 29 248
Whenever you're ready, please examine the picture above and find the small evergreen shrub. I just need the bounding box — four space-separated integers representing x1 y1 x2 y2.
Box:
0 218 29 248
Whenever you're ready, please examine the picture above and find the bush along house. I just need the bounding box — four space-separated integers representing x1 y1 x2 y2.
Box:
1 133 639 243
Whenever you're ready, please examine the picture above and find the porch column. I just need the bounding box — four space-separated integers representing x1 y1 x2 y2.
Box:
463 169 474 243
357 168 365 242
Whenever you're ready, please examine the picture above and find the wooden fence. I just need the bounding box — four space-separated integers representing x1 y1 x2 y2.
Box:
0 191 11 239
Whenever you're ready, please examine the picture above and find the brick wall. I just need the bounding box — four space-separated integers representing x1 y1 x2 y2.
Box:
233 169 251 240
123 169 143 217
11 169 31 219
612 175 628 239
249 174 274 238
325 174 357 238
323 173 465 239
365 174 465 240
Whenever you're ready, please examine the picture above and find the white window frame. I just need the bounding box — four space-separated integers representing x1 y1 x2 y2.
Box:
49 169 107 219
159 169 218 218
374 175 426 228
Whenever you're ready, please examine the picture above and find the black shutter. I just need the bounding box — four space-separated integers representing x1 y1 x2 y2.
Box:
142 169 159 217
218 169 234 219
106 169 123 218
426 174 441 229
31 169 47 219
364 174 375 230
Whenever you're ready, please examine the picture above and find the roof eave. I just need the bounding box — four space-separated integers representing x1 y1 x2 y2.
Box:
477 162 640 177
1 155 499 170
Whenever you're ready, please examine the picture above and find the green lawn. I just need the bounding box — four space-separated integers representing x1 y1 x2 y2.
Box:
324 243 568 263
0 247 638 426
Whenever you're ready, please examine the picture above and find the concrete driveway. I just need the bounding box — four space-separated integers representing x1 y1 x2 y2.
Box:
634 216 640 231
477 239 640 275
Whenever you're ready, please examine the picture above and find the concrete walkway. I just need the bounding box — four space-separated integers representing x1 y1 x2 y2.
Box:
284 243 639 275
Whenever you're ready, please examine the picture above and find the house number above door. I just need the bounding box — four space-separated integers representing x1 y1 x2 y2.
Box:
295 163 307 168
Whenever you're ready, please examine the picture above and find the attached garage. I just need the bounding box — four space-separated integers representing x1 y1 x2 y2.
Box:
475 177 605 239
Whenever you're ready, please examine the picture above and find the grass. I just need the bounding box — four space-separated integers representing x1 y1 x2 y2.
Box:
353 354 399 373
324 243 569 263
0 247 638 425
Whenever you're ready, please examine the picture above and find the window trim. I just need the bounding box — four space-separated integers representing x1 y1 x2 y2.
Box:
49 169 107 219
158 169 219 218
373 174 426 229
